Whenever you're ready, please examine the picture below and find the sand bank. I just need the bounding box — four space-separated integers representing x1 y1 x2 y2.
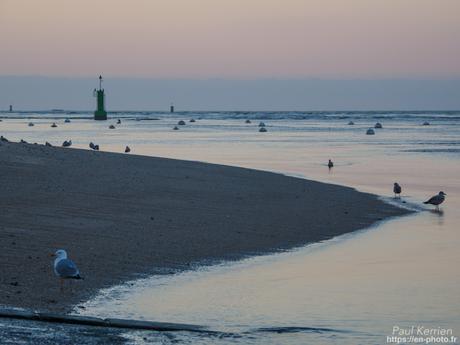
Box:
0 141 408 312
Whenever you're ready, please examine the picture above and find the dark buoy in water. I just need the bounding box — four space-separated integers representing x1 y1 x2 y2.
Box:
245 119 251 124
328 159 334 168
125 146 131 153
170 103 174 113
93 75 107 120
64 118 71 123
422 121 430 126
259 127 267 132
178 120 186 126
366 128 375 135
348 121 354 125
173 126 179 130
190 119 196 123
374 122 382 129
51 123 57 128
258 122 266 127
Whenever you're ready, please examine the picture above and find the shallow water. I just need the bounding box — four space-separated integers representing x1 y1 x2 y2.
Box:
1 111 459 344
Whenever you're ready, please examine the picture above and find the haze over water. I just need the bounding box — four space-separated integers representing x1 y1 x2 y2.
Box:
1 111 459 344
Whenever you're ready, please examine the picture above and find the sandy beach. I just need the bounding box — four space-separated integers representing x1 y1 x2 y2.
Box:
0 140 408 313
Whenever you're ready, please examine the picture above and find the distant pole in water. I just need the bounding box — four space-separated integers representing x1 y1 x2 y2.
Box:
93 75 107 120
9 105 12 112
170 103 174 113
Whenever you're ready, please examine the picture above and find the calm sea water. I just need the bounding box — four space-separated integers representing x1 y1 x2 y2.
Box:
1 111 459 344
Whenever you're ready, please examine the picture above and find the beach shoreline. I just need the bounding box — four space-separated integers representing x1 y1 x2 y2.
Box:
0 141 410 313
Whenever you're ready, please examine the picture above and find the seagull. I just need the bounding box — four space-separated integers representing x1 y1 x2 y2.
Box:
52 249 82 291
117 119 121 124
328 159 334 169
45 142 52 147
89 142 99 150
424 191 447 210
393 182 402 198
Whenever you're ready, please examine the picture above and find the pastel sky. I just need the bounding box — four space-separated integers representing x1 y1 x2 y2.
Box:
1 0 459 79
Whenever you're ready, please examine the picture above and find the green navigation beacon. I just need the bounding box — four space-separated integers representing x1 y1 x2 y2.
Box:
93 75 107 120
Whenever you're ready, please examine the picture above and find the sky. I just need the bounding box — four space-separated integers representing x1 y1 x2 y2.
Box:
1 0 459 110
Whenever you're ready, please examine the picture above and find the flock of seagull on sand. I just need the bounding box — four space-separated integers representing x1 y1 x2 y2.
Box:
2 118 133 154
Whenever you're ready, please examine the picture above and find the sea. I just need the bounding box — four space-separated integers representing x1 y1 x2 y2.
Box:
0 110 459 344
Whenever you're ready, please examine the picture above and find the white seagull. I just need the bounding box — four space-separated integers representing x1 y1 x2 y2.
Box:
423 191 447 210
52 249 82 291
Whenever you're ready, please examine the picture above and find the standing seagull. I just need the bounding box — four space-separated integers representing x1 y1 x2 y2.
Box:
52 249 82 291
424 191 447 210
327 159 334 169
393 182 402 198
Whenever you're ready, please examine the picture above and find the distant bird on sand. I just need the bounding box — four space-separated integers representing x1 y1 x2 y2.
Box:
62 140 72 147
393 182 402 198
89 142 99 150
28 122 34 127
125 146 131 153
328 159 334 169
52 249 82 291
348 121 355 125
173 126 179 130
64 118 71 123
45 142 52 147
424 191 446 210
374 122 383 129
51 123 57 128
245 119 252 124
117 119 121 124
109 125 116 129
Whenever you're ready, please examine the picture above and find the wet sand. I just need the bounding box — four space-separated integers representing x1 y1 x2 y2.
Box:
0 141 408 313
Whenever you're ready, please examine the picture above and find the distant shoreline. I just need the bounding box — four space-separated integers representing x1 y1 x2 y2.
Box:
0 141 409 313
